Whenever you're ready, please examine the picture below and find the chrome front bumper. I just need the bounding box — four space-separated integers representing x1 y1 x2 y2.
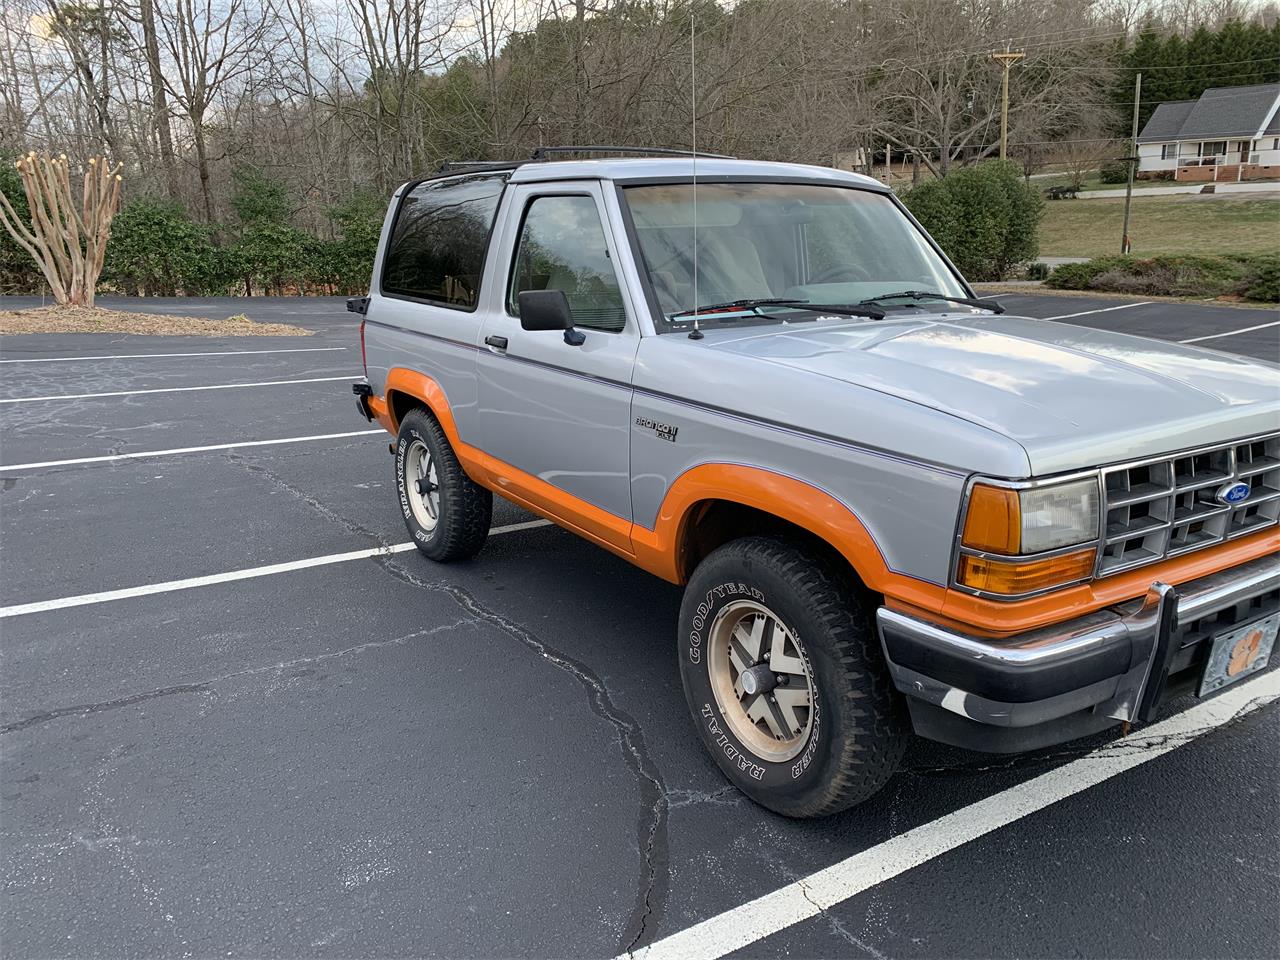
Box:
877 554 1279 752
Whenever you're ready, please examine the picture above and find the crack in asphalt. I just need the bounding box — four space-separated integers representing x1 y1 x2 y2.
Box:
1 621 474 736
1 683 210 734
665 785 742 810
222 446 674 951
376 555 670 955
224 451 397 548
793 875 890 960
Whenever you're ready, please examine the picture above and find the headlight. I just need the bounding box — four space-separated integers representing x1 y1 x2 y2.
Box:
956 477 1101 596
1018 480 1101 553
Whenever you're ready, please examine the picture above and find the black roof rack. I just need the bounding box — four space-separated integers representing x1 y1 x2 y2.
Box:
435 159 526 175
434 145 736 178
529 145 734 160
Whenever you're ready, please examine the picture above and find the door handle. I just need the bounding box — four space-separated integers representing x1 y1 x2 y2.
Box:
484 335 508 351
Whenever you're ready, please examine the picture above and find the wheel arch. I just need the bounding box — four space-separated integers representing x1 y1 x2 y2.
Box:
679 499 869 595
386 388 422 431
380 368 457 437
636 464 896 598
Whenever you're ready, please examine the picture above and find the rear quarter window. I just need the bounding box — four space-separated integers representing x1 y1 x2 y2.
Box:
381 173 507 310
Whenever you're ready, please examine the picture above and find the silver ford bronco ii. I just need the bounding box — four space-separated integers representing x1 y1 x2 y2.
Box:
351 153 1279 817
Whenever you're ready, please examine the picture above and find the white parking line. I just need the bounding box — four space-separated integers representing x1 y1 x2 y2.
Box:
1042 301 1151 321
0 519 554 618
628 668 1280 960
0 429 384 472
1179 319 1280 344
0 347 347 364
0 375 353 404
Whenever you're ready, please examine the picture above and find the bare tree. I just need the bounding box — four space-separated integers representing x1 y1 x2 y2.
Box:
43 0 126 155
155 0 269 220
1057 128 1123 189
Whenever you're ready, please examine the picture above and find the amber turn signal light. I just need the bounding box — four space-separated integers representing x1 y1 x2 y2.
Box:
956 548 1095 595
961 484 1021 554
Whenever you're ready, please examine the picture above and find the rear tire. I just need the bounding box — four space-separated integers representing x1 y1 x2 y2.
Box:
678 536 907 818
395 408 492 561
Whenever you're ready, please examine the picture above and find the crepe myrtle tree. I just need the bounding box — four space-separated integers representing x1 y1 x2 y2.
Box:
0 152 123 307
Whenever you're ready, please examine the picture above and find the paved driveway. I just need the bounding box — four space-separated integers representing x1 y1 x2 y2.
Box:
1 294 1276 959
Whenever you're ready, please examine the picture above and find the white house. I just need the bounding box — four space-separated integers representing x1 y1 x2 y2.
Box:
1137 82 1280 182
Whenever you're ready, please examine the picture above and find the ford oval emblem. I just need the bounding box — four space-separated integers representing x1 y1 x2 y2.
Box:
1217 481 1250 505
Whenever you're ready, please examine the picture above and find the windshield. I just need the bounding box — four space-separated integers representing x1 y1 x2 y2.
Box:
621 182 970 332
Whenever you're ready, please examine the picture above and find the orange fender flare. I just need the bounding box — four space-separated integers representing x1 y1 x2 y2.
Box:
632 464 896 591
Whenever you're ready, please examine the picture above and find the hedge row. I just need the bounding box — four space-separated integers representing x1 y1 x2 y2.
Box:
1047 254 1280 303
99 197 382 297
0 160 383 296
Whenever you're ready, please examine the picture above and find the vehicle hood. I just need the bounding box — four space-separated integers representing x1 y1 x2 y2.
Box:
704 312 1280 475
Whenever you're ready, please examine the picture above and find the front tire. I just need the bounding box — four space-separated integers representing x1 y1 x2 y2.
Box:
678 536 907 817
395 408 492 561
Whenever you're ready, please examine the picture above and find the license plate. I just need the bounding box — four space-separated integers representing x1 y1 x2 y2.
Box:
1198 612 1279 697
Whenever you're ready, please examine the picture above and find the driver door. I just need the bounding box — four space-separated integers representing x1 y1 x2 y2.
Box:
474 182 640 552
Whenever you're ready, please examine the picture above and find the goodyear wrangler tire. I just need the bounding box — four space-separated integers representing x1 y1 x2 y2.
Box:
678 536 907 817
395 407 492 562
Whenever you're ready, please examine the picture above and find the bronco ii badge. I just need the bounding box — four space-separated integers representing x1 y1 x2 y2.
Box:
1216 481 1250 505
635 417 678 442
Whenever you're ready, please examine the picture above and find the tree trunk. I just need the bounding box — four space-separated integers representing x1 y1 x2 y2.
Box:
192 118 214 223
139 0 180 200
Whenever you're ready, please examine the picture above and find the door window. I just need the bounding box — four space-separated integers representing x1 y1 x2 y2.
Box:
507 196 627 333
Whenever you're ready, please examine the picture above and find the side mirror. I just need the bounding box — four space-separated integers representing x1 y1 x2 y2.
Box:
517 289 585 346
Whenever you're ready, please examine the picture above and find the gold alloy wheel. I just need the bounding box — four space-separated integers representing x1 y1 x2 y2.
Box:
707 599 815 763
405 438 440 531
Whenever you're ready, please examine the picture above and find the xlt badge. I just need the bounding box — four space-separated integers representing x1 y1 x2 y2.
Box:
635 417 678 442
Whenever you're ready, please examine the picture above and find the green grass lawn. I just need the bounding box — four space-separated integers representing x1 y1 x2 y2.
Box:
1038 195 1280 258
1038 173 1129 192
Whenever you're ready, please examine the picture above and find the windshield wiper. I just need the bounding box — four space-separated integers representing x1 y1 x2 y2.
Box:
669 298 809 319
670 298 885 321
859 290 1005 314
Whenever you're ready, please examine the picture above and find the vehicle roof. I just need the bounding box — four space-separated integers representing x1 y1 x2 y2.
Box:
504 157 888 189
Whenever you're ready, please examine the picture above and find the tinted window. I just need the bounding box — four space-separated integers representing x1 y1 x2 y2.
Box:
508 195 627 333
381 174 506 309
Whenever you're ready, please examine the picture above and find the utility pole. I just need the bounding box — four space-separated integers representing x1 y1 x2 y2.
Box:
991 48 1025 160
1121 72 1143 255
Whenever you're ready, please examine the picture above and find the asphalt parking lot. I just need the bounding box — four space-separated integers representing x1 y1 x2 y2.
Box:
1 293 1277 959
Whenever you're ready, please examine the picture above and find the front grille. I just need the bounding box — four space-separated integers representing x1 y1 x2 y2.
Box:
1098 434 1280 575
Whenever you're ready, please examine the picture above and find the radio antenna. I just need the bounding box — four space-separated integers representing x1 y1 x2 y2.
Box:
688 7 703 340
